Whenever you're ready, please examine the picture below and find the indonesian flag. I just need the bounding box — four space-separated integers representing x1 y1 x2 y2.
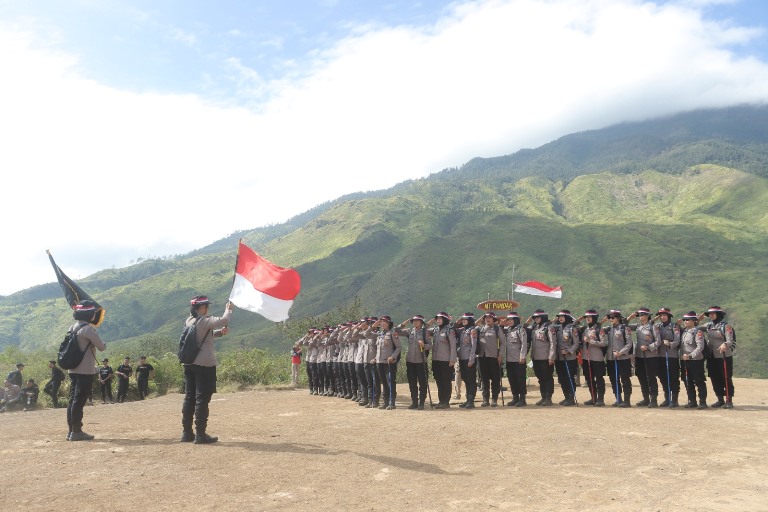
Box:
513 281 563 299
229 242 301 322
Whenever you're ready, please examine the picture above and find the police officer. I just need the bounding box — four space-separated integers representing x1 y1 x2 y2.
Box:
626 307 661 407
576 310 606 406
680 311 708 409
66 300 106 441
475 312 504 407
455 313 478 409
502 312 528 407
653 307 681 408
700 306 735 409
526 310 556 406
359 317 380 408
397 315 432 410
426 312 457 409
554 310 580 406
372 316 401 410
180 295 232 444
602 310 632 407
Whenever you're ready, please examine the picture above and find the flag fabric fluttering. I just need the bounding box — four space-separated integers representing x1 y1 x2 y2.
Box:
229 241 301 322
513 280 563 299
47 250 106 326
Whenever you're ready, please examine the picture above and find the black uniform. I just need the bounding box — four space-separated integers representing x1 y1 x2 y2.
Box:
135 363 154 399
116 363 132 402
44 365 66 408
7 369 23 388
98 365 114 403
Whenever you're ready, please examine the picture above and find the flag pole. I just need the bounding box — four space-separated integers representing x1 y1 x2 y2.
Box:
232 239 242 287
510 264 516 299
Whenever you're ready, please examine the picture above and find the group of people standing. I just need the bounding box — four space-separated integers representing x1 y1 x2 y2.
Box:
297 305 736 411
96 356 155 404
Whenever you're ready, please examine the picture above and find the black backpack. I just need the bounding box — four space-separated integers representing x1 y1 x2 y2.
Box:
57 323 90 370
178 318 203 364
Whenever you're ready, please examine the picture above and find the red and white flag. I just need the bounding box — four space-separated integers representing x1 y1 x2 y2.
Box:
229 242 301 322
513 280 562 299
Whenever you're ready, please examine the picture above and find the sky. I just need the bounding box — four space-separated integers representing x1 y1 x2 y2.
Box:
1 0 768 296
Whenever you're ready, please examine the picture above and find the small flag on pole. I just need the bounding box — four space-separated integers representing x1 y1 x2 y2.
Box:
229 241 301 322
47 250 105 326
513 280 562 299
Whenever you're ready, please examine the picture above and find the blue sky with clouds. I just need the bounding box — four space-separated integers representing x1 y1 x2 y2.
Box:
1 0 767 295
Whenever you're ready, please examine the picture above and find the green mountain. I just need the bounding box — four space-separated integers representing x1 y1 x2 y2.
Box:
3 105 768 377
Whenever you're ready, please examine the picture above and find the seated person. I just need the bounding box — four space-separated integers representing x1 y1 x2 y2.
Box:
1 378 23 412
21 379 40 411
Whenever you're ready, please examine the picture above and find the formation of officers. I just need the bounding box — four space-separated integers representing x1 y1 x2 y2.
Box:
297 306 736 410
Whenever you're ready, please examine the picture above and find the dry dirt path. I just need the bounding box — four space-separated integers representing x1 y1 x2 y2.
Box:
2 377 767 511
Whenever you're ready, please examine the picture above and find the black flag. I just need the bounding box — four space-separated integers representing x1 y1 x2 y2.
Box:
47 250 105 326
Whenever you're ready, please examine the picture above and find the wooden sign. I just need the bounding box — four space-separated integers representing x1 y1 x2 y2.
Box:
477 299 520 311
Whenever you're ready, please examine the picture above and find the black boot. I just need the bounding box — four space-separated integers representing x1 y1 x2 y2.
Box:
724 398 734 409
194 432 218 444
697 400 708 410
618 392 631 408
541 395 553 406
181 419 194 442
636 394 649 407
180 431 195 442
535 389 546 406
647 396 658 408
711 396 725 408
507 394 519 407
684 400 697 409
408 401 418 410
670 393 679 408
515 397 527 407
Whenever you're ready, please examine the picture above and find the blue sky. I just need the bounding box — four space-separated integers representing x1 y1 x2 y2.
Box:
1 0 767 295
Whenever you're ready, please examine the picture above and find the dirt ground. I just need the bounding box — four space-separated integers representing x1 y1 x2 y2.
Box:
2 376 767 512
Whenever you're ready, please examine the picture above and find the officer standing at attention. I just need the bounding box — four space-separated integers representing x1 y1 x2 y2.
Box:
115 357 132 403
135 356 155 400
98 358 114 404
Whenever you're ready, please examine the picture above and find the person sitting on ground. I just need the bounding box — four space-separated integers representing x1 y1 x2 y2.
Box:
1 378 23 412
21 379 40 411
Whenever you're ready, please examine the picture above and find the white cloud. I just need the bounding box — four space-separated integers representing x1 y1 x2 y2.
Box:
1 0 768 295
